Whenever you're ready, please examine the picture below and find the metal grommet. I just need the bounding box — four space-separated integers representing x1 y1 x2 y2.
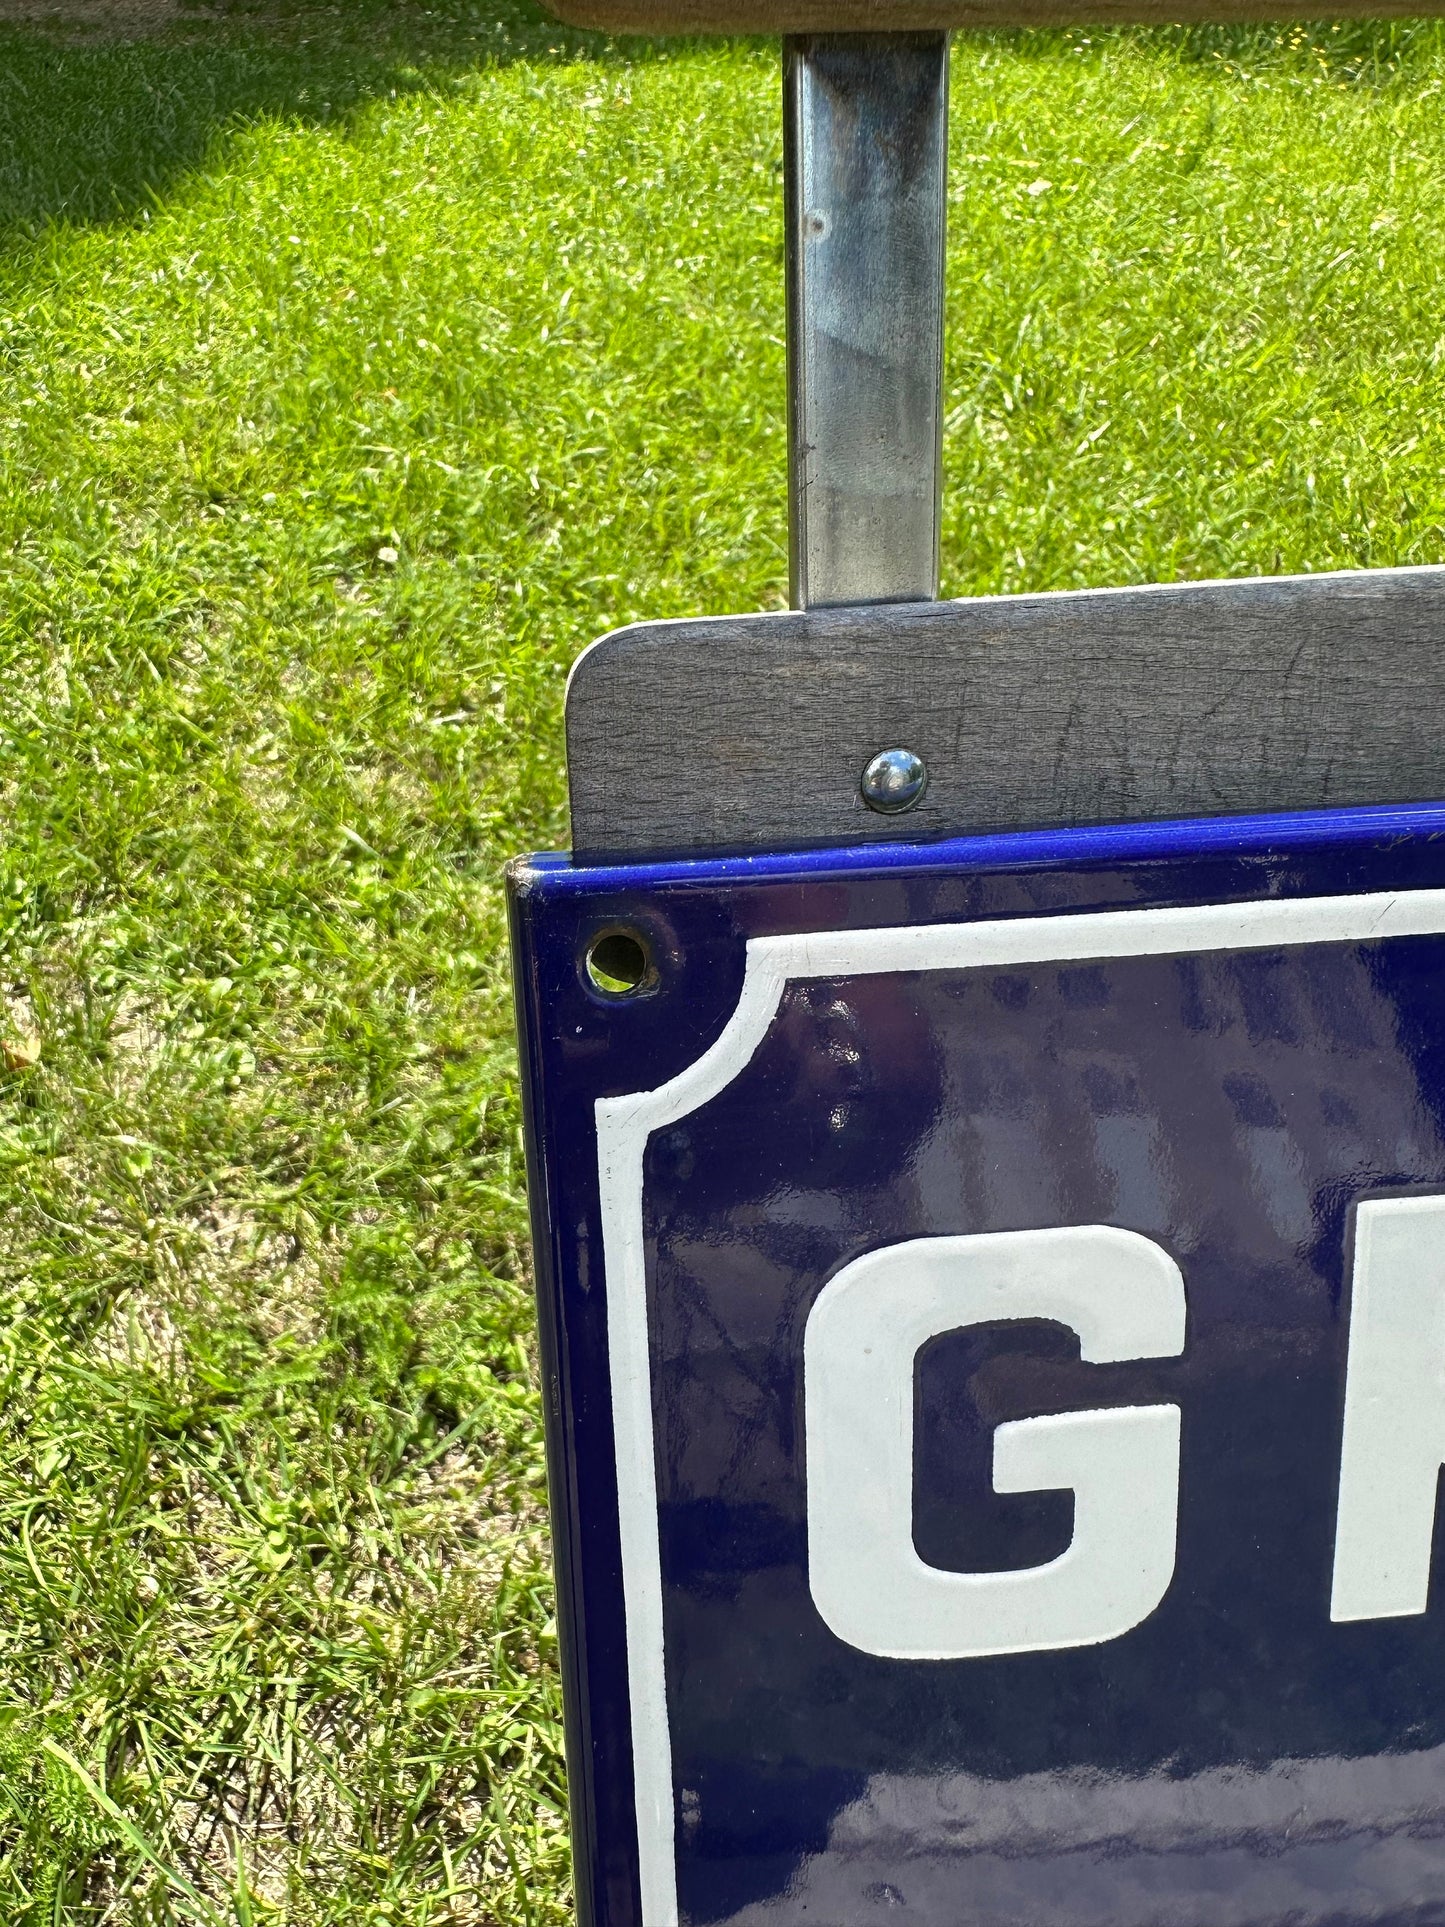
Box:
861 747 928 815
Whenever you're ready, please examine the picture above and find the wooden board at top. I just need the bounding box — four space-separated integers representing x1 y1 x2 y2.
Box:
565 565 1445 860
543 0 1444 32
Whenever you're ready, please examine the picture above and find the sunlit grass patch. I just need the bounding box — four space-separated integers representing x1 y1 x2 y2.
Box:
0 0 1443 1918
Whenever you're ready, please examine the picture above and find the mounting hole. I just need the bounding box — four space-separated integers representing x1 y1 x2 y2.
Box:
584 927 653 998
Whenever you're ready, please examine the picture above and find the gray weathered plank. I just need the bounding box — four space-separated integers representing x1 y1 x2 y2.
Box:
565 566 1445 860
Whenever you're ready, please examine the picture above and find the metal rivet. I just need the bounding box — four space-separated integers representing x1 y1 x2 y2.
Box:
861 747 928 815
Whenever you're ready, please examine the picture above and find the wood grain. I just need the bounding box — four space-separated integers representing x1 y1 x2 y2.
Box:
544 0 1445 32
566 566 1445 859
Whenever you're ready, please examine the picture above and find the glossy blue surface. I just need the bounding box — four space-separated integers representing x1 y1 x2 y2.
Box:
509 802 1445 1927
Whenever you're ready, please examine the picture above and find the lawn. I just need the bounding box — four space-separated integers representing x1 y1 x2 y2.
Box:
0 0 1442 1919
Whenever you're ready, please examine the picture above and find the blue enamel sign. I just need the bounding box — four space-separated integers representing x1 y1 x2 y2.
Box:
509 801 1445 1927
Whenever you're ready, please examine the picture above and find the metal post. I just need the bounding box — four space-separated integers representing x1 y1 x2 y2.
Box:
784 32 949 610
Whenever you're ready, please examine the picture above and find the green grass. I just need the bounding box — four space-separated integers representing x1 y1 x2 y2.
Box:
0 0 1443 1918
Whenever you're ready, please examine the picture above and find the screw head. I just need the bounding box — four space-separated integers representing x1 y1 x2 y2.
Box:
861 747 928 815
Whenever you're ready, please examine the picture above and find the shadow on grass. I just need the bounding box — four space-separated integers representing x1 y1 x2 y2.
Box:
3 0 1436 248
0 0 674 240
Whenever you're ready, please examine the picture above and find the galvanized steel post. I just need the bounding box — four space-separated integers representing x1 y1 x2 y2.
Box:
783 32 950 609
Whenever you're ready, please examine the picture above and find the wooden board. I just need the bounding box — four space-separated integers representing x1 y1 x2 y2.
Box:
565 565 1445 859
544 0 1445 33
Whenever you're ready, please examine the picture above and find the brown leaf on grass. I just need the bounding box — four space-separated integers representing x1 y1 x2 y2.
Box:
1 1032 42 1072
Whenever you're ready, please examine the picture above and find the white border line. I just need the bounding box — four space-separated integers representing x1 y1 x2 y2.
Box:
594 887 1445 1927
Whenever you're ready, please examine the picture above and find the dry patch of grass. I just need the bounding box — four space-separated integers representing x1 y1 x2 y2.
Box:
0 0 209 33
0 0 333 36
